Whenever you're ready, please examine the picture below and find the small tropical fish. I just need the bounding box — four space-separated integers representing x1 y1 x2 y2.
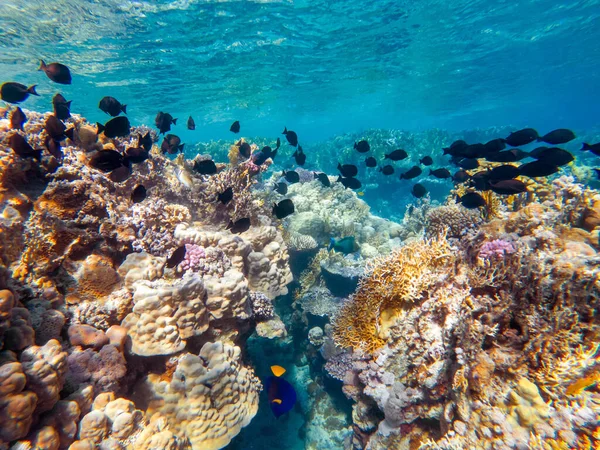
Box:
155 112 177 134
39 60 71 84
193 159 218 175
488 179 527 195
457 158 479 170
400 166 422 180
485 149 530 163
131 185 147 203
109 164 132 183
505 128 539 147
273 199 295 219
384 149 407 160
314 172 331 187
470 171 491 191
411 183 427 198
581 142 600 156
8 133 41 160
99 96 126 117
52 93 71 121
442 140 468 156
230 120 240 133
354 140 370 153
44 136 62 159
97 116 131 138
274 182 288 195
537 129 575 145
237 140 252 159
217 187 233 205
329 236 358 254
89 149 124 172
124 146 149 164
529 147 574 166
419 156 433 166
138 132 153 151
518 160 559 178
458 192 486 209
337 163 358 178
0 82 38 104
187 116 195 130
283 170 300 184
252 150 269 166
45 115 67 141
357 191 365 196
266 365 297 419
337 176 361 190
293 146 306 166
365 156 377 167
379 165 394 175
453 170 470 183
282 127 298 147
429 168 452 179
10 107 27 130
227 218 251 234
486 165 520 181
161 134 184 154
263 145 278 160
483 138 506 154
166 245 186 268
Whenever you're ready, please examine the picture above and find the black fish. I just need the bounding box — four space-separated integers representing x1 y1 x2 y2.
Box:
470 171 491 191
39 60 71 84
365 157 377 167
411 183 427 198
400 166 422 179
337 163 358 178
453 170 470 183
275 182 288 195
419 156 433 166
65 127 75 141
487 165 521 181
337 176 362 190
193 159 218 175
505 128 539 147
155 112 177 134
97 116 131 138
138 132 153 152
45 136 62 159
282 127 298 147
124 146 149 164
166 245 186 268
99 96 126 117
293 146 306 166
1 82 38 104
109 164 132 183
227 218 251 234
10 107 27 130
379 165 394 175
52 93 71 121
489 179 527 195
443 140 468 156
385 149 407 160
252 149 269 166
131 185 147 203
458 158 479 170
187 116 195 130
8 134 41 160
459 192 486 209
485 149 530 163
530 147 574 166
581 142 600 156
429 168 452 179
218 187 233 205
161 134 184 154
538 129 575 145
484 138 506 153
518 160 559 178
89 150 124 172
283 170 300 184
354 140 370 153
461 143 487 159
314 172 331 187
275 137 281 151
263 145 278 160
45 115 67 141
273 199 295 219
230 120 240 133
235 140 250 159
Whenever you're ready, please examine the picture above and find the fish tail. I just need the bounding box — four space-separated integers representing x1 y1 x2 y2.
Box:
442 148 449 155
536 137 543 142
337 175 342 182
226 220 233 230
172 118 178 125
27 85 39 96
271 149 277 159
65 127 75 140
384 154 389 159
122 104 127 114
353 142 357 149
66 101 72 107
38 60 46 71
582 143 590 151
179 144 185 152
429 169 433 175
96 122 105 134
337 162 342 172
328 238 335 251
282 127 287 134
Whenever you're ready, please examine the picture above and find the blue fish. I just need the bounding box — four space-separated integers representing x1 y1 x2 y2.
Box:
266 365 296 418
328 236 358 254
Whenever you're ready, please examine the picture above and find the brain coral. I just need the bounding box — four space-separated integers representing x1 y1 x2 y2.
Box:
144 341 261 450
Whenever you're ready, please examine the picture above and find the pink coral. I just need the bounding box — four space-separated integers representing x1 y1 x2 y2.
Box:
180 244 206 272
66 345 126 394
179 243 232 277
478 239 515 260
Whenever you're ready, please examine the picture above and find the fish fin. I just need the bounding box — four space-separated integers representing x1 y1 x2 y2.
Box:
271 365 286 377
292 150 298 157
65 127 75 140
582 143 590 151
179 144 185 152
429 169 433 175
122 104 127 114
353 142 357 149
328 238 335 251
282 127 287 134
385 154 390 159
442 148 449 155
65 101 72 107
96 122 105 134
38 60 46 71
27 85 39 96
172 118 178 125
272 399 283 405
226 220 233 230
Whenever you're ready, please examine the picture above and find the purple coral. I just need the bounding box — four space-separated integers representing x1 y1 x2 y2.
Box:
66 345 126 394
324 352 353 381
180 244 232 276
180 243 206 272
249 292 274 320
478 239 515 260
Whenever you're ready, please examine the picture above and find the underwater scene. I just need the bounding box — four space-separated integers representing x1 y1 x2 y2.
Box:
1 0 600 449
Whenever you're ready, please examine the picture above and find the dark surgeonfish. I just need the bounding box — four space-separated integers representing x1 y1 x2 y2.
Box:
161 134 184 154
217 187 233 205
124 146 149 164
10 107 27 130
230 120 240 133
411 183 428 198
193 159 218 175
237 140 252 159
354 140 370 153
483 138 506 153
379 165 394 175
518 160 559 178
329 236 359 254
486 164 521 181
337 176 361 189
273 199 295 219
485 149 530 163
314 172 331 187
8 133 42 160
282 170 300 184
274 182 288 195
1 82 38 104
45 115 67 141
39 60 72 84
109 163 132 183
187 116 195 130
138 132 153 152
97 116 131 138
282 127 298 146
400 166 422 180
419 156 433 166
504 128 539 147
581 142 600 156
52 93 71 120
529 147 574 166
166 245 186 268
489 179 528 195
429 168 452 179
443 139 468 156
453 170 470 183
337 163 358 178
457 158 479 170
155 112 177 134
458 192 486 209
89 149 124 172
131 185 147 203
365 156 377 167
99 96 127 116
266 365 297 419
293 146 306 166
537 129 575 145
385 149 408 160
227 217 251 234
460 143 487 159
